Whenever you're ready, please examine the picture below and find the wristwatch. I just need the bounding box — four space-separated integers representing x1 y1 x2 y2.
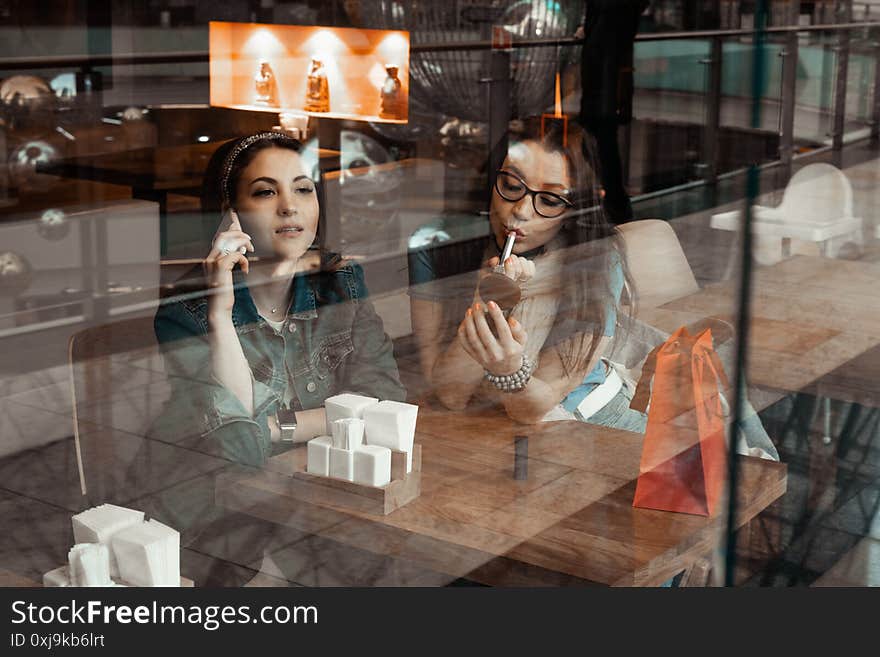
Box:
277 407 298 443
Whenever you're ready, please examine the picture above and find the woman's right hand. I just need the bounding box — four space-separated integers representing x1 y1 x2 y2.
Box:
485 254 536 284
204 209 255 320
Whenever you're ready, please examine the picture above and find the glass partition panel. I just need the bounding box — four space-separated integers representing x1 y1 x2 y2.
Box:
717 32 785 174
793 27 839 149
2 0 879 591
845 24 878 135
631 37 710 193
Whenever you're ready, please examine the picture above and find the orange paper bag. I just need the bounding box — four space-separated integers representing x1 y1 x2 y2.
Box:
630 326 729 516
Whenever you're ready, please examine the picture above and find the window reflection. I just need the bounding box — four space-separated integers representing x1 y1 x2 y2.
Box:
0 0 878 589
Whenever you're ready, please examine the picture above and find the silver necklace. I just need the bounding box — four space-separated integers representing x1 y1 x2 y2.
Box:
253 285 286 316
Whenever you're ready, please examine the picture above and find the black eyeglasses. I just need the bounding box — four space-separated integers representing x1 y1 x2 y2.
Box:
494 170 573 219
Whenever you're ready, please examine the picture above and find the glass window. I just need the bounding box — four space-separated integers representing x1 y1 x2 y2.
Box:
1 0 878 589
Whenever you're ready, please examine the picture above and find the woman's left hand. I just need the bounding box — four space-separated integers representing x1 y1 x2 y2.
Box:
457 300 528 376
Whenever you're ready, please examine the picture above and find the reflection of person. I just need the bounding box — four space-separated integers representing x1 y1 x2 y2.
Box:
152 132 405 468
304 57 330 112
576 0 649 224
409 118 645 430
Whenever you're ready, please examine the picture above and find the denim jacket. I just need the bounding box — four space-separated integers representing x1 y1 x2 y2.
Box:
151 262 406 468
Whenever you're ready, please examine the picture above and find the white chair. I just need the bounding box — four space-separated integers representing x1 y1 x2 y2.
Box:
710 163 863 265
617 219 699 309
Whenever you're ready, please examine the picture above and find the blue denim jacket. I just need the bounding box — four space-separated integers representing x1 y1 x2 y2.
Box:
152 262 406 467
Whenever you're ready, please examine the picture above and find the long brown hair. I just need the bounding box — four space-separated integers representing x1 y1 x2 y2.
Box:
508 117 634 376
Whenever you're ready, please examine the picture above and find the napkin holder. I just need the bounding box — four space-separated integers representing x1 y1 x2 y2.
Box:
43 566 193 588
218 444 421 517
286 444 420 515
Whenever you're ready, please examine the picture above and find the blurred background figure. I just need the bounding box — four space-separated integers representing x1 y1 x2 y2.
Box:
576 0 649 224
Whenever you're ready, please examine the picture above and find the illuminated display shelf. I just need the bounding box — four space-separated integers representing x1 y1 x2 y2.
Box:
226 104 409 125
210 21 410 125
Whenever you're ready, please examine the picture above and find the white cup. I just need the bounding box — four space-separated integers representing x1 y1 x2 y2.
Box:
280 112 309 139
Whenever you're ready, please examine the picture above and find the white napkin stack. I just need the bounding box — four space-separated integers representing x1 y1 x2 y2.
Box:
363 401 419 472
306 395 420 487
68 543 112 586
306 435 333 476
71 503 144 577
353 445 391 487
331 417 365 450
46 504 183 587
111 519 180 587
324 393 378 434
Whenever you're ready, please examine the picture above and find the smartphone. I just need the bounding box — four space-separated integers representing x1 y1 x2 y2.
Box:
218 207 261 261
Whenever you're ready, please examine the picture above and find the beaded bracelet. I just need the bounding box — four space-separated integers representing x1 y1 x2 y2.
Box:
484 355 536 393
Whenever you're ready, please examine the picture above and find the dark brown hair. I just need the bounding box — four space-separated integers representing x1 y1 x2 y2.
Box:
508 117 634 377
201 132 341 271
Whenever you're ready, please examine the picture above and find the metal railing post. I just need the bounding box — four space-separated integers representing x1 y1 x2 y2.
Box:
701 35 723 185
487 48 512 194
780 30 799 180
872 29 880 142
832 6 852 164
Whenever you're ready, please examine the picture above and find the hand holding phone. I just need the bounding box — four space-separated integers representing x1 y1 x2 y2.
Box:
204 209 255 320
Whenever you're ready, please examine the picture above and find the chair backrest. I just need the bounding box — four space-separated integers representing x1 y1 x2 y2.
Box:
617 219 699 309
779 163 854 224
68 314 161 498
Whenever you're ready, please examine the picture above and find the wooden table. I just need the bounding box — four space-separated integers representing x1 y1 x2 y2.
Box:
810 343 880 409
217 405 787 587
637 256 880 401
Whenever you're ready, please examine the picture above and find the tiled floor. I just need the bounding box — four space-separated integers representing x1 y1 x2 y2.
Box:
741 414 880 585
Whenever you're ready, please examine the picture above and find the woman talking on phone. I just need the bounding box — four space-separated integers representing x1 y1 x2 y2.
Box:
152 131 405 468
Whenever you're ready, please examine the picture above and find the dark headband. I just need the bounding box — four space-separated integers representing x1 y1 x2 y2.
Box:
220 131 290 206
